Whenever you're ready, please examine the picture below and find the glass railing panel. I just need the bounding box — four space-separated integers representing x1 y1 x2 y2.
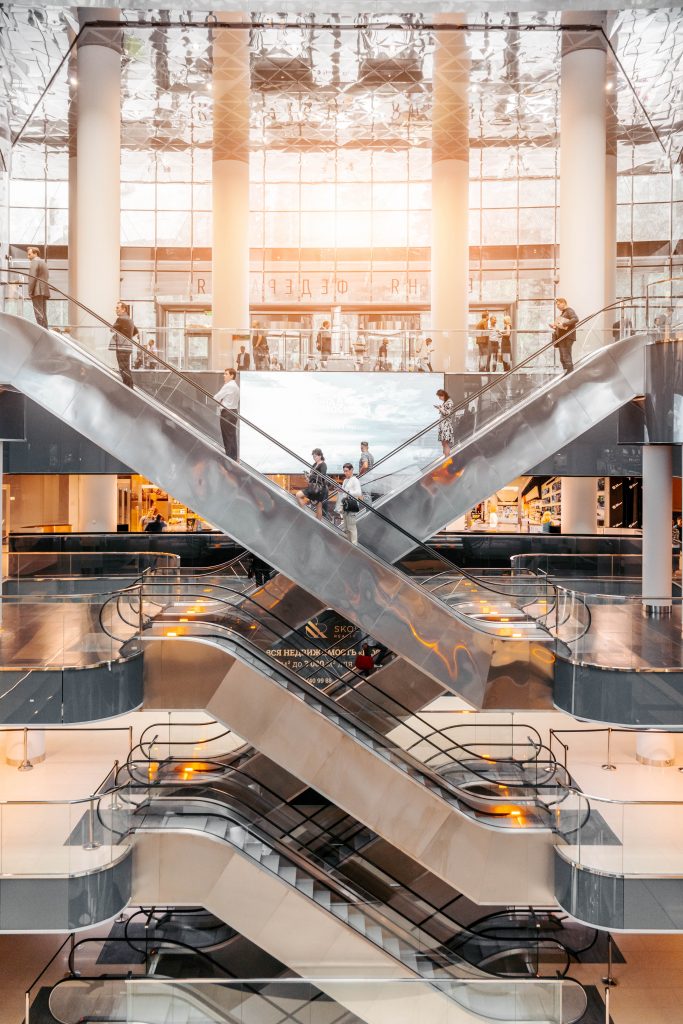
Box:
557 589 683 670
560 793 683 880
0 789 128 878
124 977 569 1024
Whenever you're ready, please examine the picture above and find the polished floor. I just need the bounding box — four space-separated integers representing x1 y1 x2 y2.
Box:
568 601 683 670
0 601 128 667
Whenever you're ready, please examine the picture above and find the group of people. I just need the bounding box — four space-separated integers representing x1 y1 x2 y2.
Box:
295 441 376 545
474 312 513 372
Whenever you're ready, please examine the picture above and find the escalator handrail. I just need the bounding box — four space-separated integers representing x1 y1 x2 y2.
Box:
0 272 618 620
364 296 645 477
112 778 574 989
118 759 572 973
115 601 578 838
99 579 565 807
55 936 318 1024
119 755 376 866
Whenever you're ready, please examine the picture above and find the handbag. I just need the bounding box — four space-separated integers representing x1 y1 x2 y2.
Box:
342 495 360 513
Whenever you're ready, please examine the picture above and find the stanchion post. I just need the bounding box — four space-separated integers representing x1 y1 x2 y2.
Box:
602 727 616 771
18 727 34 772
602 932 618 986
82 797 101 851
604 984 611 1022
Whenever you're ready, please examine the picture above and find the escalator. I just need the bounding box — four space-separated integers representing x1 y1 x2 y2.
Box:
355 303 648 562
0 278 597 707
86 757 588 1024
98 580 580 906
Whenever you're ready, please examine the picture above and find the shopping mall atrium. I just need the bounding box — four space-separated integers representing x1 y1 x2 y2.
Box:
0 3 682 1023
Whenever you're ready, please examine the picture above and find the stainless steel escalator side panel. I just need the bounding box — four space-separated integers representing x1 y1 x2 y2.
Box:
357 333 648 563
0 313 493 700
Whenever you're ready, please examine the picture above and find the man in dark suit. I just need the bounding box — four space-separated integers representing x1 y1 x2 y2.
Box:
237 345 251 371
27 247 50 328
112 301 138 389
550 297 579 374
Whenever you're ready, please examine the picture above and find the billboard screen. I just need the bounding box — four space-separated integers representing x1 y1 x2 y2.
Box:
238 371 443 475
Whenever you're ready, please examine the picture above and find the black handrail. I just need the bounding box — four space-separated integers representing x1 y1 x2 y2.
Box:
99 577 560 796
103 776 575 985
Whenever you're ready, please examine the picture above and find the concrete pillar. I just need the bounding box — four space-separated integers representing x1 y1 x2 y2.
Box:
605 51 618 321
75 13 121 326
560 15 607 343
561 478 598 534
67 43 78 325
211 15 250 369
431 16 470 371
77 475 118 533
642 444 673 614
636 732 675 767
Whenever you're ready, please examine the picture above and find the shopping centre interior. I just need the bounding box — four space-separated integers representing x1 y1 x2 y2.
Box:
0 4 682 1024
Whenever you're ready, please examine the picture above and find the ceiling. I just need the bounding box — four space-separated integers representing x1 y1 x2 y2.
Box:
1 7 681 166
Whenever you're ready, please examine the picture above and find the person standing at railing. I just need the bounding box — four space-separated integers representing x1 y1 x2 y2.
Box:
316 320 332 366
252 323 269 370
378 337 389 371
549 297 579 375
501 315 513 371
111 301 138 389
26 246 50 329
488 315 502 372
475 311 490 371
416 337 434 372
236 345 251 370
435 388 455 458
213 367 240 461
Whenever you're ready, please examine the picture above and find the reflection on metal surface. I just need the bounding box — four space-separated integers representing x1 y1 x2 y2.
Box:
0 311 517 702
357 331 648 562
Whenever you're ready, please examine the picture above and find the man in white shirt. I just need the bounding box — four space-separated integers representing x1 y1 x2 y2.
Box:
337 462 363 544
213 368 239 460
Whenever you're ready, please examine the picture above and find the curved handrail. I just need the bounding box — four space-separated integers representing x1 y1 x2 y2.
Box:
364 296 645 478
114 758 573 973
103 772 576 995
99 578 562 800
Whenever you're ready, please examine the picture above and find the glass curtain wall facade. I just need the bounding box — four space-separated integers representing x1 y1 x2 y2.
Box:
4 16 682 359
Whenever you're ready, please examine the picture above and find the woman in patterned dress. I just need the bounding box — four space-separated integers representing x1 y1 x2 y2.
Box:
435 389 455 458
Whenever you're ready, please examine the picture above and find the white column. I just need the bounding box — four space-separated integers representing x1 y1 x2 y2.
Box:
636 732 675 767
560 15 607 340
212 16 250 370
67 43 79 324
75 13 121 323
561 477 598 534
642 444 673 613
605 55 618 317
77 475 118 533
431 16 470 371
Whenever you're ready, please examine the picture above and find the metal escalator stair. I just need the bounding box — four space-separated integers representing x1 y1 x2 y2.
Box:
356 330 647 562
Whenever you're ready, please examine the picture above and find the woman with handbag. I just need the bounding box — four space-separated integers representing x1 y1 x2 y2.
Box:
296 447 328 521
435 388 455 458
337 462 363 544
